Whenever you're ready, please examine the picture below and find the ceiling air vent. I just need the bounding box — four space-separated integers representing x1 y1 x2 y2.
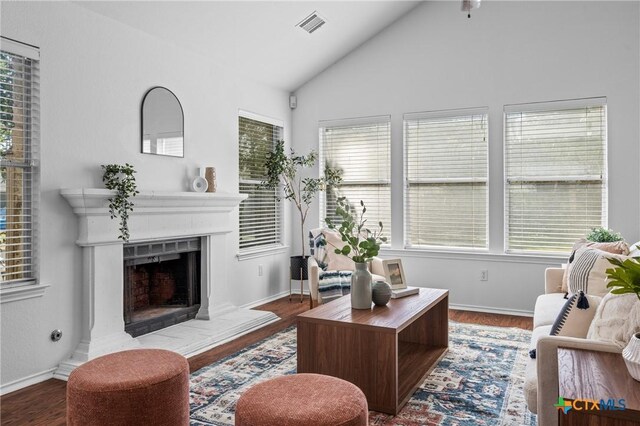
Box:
297 11 326 34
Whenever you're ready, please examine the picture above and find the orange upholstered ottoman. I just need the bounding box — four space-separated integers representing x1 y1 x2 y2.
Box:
235 373 368 426
67 349 190 426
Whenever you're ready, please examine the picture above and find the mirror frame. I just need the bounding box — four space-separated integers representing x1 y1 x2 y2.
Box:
140 86 185 158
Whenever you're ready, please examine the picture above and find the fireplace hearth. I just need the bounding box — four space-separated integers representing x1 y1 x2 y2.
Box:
123 238 201 337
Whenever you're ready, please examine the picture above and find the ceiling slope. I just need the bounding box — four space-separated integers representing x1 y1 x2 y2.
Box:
76 1 422 91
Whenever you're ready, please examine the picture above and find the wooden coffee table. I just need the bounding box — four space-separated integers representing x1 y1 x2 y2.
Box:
297 287 448 414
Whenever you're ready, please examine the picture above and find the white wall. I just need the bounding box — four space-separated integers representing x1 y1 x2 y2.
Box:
292 1 640 313
0 1 292 390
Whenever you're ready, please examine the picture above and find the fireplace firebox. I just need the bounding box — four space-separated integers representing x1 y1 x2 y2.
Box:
123 238 201 337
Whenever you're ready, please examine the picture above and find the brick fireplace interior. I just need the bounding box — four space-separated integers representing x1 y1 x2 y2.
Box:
123 238 201 337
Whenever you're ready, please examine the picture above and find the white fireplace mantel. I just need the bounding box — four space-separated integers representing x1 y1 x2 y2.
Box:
60 188 247 245
54 188 264 380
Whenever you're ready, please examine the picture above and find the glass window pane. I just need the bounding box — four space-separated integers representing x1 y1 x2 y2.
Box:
504 101 607 254
320 118 391 242
1 47 38 285
238 115 282 251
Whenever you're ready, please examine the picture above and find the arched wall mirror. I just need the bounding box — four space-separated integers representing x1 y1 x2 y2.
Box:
141 87 184 157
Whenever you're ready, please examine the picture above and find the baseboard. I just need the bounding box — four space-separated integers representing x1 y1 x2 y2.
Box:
450 303 533 317
1 367 56 396
240 289 309 310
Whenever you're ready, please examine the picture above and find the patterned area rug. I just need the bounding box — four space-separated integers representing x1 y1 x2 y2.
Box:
190 322 537 426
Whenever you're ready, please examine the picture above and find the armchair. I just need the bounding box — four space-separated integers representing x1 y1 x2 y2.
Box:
307 228 387 308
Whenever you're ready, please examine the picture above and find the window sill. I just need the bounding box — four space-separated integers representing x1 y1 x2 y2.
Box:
236 245 289 261
380 247 566 265
1 282 50 304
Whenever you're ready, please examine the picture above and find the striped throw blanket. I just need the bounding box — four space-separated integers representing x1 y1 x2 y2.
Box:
317 270 352 304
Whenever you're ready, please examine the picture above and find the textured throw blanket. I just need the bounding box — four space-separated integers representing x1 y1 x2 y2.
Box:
613 300 640 349
317 270 352 303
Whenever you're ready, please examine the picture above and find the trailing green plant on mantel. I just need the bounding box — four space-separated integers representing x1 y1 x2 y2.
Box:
325 197 386 264
587 226 624 243
262 140 341 258
606 256 640 301
101 163 139 242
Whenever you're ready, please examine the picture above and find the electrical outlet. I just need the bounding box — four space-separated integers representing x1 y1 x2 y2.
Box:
258 265 263 276
480 270 488 281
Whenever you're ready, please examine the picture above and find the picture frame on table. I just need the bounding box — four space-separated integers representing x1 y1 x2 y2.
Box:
382 259 407 290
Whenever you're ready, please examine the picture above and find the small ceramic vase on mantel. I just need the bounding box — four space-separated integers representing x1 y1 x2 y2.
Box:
623 332 640 382
205 167 217 193
351 262 372 309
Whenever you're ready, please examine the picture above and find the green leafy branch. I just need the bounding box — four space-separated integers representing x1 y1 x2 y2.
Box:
102 163 139 242
325 197 387 264
606 256 640 301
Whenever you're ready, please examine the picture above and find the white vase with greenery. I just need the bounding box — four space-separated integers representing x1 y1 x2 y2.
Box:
326 197 387 310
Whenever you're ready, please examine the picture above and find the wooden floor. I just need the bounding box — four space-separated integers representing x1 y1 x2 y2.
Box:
0 295 532 425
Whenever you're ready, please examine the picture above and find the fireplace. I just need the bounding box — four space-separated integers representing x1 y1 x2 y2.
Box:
123 238 201 337
56 189 278 381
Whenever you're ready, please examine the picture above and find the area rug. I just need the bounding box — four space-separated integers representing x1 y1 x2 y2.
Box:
189 322 537 426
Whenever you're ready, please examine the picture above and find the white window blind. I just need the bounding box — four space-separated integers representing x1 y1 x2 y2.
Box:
504 98 607 254
404 109 488 249
1 38 40 286
319 116 391 242
238 114 283 251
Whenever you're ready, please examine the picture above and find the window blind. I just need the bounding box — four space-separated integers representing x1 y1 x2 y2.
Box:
504 98 607 254
404 109 488 249
238 115 282 251
319 116 391 242
1 39 40 285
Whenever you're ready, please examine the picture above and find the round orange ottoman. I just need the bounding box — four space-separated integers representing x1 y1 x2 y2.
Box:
235 373 368 426
67 349 190 426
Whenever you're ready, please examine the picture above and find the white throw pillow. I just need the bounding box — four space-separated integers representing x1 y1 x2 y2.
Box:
566 247 630 297
587 292 640 349
561 239 630 292
550 291 601 338
323 229 356 271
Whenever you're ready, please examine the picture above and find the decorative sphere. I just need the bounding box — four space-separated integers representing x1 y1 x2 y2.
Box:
372 280 392 306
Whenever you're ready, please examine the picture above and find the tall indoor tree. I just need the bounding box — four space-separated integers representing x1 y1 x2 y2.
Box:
262 140 341 260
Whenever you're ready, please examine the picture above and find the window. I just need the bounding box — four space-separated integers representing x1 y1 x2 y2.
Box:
319 116 391 242
238 113 283 251
504 98 607 254
404 109 488 249
1 38 40 286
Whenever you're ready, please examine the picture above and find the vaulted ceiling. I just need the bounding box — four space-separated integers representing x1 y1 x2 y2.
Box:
76 1 422 92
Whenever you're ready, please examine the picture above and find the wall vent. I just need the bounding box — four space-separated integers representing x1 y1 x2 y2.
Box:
297 11 326 34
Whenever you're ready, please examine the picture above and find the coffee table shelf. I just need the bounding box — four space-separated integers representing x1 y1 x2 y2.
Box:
297 287 449 414
397 343 447 405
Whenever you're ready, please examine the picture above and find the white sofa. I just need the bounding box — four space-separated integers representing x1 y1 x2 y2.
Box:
525 267 621 426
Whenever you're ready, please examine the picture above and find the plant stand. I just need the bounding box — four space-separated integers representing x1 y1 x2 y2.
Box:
289 256 309 303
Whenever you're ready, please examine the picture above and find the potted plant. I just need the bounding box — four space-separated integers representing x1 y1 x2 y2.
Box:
325 197 387 309
262 141 341 291
587 226 624 242
606 256 640 381
102 163 139 242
